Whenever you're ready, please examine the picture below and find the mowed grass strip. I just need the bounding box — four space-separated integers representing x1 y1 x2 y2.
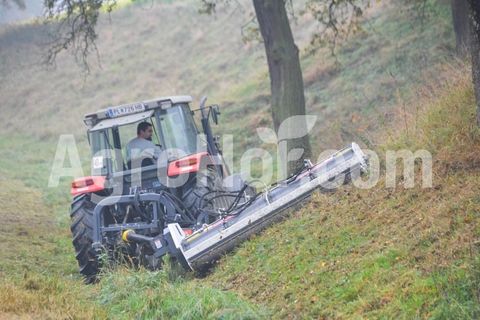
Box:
0 179 103 319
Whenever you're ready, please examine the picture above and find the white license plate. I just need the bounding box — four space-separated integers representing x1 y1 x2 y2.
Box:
106 103 145 118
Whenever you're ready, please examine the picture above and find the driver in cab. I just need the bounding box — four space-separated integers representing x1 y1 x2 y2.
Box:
126 122 161 168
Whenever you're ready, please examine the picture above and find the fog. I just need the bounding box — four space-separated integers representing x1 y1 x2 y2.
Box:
0 0 42 24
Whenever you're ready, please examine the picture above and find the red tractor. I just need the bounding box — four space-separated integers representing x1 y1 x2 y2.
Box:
70 95 367 283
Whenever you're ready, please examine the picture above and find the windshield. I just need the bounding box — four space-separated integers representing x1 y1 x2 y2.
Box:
158 104 199 160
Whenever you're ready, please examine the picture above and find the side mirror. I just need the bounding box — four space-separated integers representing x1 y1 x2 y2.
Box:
211 105 220 125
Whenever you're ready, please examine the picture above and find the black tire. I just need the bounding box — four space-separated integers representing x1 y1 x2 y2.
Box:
182 166 228 219
70 194 100 283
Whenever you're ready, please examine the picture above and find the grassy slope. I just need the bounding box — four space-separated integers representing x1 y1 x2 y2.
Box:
2 69 478 319
1 0 478 319
205 74 480 318
0 0 454 153
0 139 101 319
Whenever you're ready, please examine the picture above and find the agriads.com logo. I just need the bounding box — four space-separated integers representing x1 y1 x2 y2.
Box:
48 115 433 198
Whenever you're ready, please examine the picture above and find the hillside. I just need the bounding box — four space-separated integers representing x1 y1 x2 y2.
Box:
205 69 480 318
1 71 479 319
1 0 478 319
0 0 454 151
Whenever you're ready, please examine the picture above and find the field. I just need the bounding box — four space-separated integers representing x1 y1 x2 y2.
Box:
1 0 479 318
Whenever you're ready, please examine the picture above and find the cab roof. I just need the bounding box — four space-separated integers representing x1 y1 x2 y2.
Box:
83 95 193 129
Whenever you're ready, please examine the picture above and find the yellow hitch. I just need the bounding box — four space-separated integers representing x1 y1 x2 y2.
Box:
122 229 135 242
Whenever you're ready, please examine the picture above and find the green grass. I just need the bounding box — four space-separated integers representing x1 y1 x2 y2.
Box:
1 0 478 318
98 268 266 319
202 77 480 318
0 135 265 318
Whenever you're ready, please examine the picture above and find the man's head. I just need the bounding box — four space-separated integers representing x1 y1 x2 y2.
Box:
137 122 153 140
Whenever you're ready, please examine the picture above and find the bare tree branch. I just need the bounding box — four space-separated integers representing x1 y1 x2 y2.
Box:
304 0 369 56
43 0 117 72
39 0 431 72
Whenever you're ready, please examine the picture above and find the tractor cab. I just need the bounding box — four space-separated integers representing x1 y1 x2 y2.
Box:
73 96 223 196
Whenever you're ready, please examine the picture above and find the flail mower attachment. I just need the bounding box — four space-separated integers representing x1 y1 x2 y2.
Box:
116 142 368 272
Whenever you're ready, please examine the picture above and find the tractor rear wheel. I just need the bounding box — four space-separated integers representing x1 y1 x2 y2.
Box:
70 194 100 283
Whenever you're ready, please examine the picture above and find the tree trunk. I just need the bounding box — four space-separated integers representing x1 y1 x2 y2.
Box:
468 0 480 126
252 0 312 178
451 0 471 55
